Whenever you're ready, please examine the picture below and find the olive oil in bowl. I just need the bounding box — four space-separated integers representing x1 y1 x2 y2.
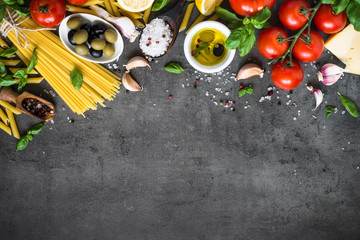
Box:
190 28 228 66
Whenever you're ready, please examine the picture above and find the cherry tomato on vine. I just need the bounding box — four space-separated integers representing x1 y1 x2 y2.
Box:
314 4 348 34
292 30 324 63
229 0 276 17
67 0 88 5
257 27 290 59
271 59 304 90
279 0 311 30
30 0 66 28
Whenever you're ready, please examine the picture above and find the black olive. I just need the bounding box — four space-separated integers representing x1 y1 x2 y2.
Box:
87 33 97 44
213 43 225 57
68 30 77 45
89 48 103 58
92 23 107 35
80 23 92 34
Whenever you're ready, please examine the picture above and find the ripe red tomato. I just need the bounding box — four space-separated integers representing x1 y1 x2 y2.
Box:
292 30 324 62
30 0 66 28
279 0 311 30
67 0 88 5
229 0 276 17
314 4 348 34
257 27 290 59
271 59 304 90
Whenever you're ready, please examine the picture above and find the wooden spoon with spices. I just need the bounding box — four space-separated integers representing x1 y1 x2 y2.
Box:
139 0 190 58
0 87 55 122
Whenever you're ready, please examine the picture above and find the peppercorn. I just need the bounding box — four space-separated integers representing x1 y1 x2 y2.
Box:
168 94 172 99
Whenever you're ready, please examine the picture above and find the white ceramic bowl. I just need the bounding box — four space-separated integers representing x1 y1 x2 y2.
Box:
184 21 235 73
59 13 124 63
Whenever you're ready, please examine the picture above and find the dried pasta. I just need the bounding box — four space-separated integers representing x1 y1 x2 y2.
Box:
179 3 194 32
27 77 44 84
1 59 20 66
0 107 9 125
66 5 97 15
0 100 21 115
208 13 218 21
143 6 152 24
79 0 104 7
0 121 11 136
6 109 19 139
9 68 38 74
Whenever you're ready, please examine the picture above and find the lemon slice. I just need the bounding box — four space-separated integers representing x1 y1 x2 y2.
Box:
117 0 154 13
195 0 223 16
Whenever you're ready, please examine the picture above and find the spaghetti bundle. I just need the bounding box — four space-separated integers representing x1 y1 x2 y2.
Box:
4 15 120 116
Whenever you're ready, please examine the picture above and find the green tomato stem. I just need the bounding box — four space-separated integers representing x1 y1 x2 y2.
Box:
268 1 322 66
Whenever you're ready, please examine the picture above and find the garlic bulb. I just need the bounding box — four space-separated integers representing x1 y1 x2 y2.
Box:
125 56 151 71
318 63 344 86
236 63 264 80
122 71 142 91
90 5 139 42
307 85 323 110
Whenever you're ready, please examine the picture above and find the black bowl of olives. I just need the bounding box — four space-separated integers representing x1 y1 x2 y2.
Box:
59 13 124 63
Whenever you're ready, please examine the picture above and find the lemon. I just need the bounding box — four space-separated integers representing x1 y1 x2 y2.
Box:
195 0 223 16
117 0 154 13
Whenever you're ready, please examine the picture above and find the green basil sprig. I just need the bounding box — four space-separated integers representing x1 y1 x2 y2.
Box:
325 106 337 119
70 67 83 90
164 62 184 74
16 122 46 151
152 0 169 11
338 92 359 118
27 48 37 73
239 85 253 98
0 0 29 22
215 6 271 57
0 47 17 57
321 0 360 31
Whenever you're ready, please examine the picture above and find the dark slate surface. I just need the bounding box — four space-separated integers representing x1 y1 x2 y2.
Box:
1 0 360 239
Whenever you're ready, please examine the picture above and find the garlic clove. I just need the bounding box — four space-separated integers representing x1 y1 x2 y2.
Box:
90 5 139 42
318 63 344 86
307 85 323 110
125 56 151 71
122 71 142 91
236 63 264 80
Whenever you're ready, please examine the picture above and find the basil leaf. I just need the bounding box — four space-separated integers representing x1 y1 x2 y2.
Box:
70 67 83 90
239 86 253 98
28 122 46 135
0 3 7 22
325 106 336 119
17 135 30 151
13 69 25 79
215 6 240 23
17 74 27 91
243 17 250 25
164 62 184 73
0 62 6 75
346 1 360 31
3 0 17 5
0 47 17 57
17 0 25 5
228 21 243 30
27 48 37 73
238 27 256 57
321 0 336 3
250 7 271 27
0 74 18 87
338 92 359 117
8 4 29 17
333 0 349 14
152 0 169 11
225 27 243 49
193 42 209 58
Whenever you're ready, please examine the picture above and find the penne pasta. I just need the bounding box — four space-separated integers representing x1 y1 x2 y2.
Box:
179 3 194 32
186 14 206 34
208 13 218 21
0 101 21 115
143 6 152 24
0 121 11 136
6 109 19 139
0 107 9 125
0 38 8 48
1 59 20 66
110 0 121 17
27 77 44 84
9 68 38 75
103 0 115 15
79 0 104 7
115 3 143 19
66 5 97 15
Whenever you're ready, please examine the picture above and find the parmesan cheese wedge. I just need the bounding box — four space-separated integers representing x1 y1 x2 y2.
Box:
325 24 360 75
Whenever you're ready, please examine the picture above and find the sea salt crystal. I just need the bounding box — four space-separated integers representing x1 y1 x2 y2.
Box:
293 117 297 121
225 91 229 96
342 110 346 115
139 18 172 57
182 84 185 88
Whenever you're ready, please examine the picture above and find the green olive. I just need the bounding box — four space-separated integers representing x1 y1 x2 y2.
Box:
75 44 89 56
104 29 118 43
73 30 88 44
103 43 115 56
91 38 106 50
67 17 82 30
